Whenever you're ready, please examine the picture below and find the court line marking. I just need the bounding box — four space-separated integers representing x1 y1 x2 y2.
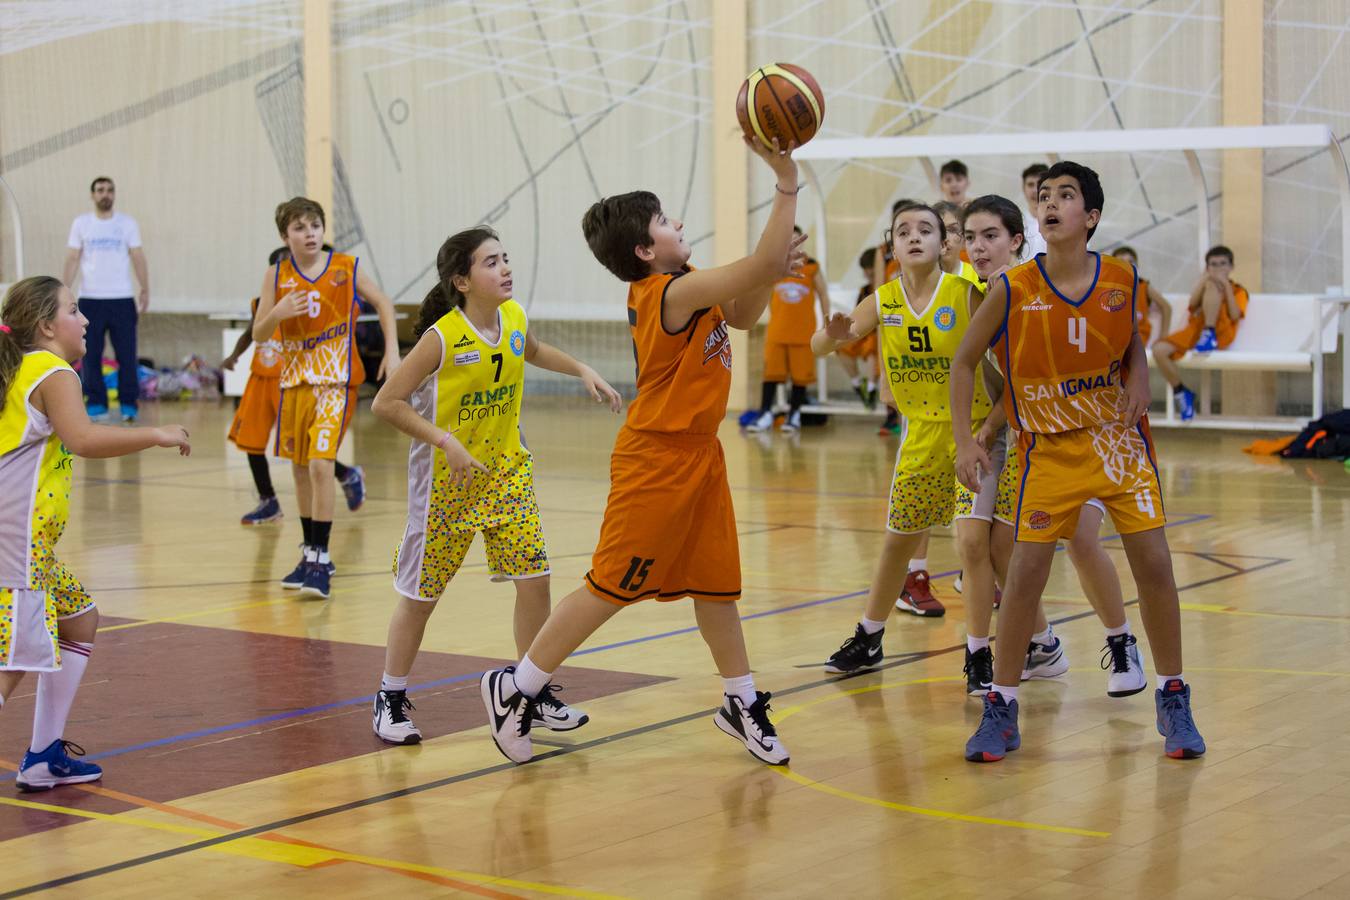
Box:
2 518 1271 893
0 797 619 899
17 514 1218 770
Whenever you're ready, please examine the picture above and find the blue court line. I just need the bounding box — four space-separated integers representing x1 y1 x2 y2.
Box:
0 511 1212 776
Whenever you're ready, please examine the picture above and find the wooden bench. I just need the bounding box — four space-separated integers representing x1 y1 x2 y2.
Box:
1158 293 1343 429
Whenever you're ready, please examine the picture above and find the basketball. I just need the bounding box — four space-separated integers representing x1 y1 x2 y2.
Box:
736 63 825 149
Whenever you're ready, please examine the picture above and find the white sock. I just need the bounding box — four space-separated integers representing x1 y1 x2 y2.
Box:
381 672 409 692
908 558 928 573
851 376 863 388
512 654 552 698
967 635 990 652
722 674 757 707
303 545 318 562
1157 672 1184 688
1105 622 1131 638
860 617 886 635
31 640 93 753
992 683 1019 703
1031 626 1053 646
316 549 332 565
866 380 877 392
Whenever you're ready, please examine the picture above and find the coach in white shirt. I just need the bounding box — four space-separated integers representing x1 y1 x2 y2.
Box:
1020 162 1049 258
62 177 149 422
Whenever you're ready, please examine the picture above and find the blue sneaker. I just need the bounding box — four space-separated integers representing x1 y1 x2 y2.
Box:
281 548 311 589
16 739 103 792
241 496 283 525
300 559 331 599
120 405 138 423
86 404 109 421
1155 679 1206 759
965 692 1020 762
1193 327 1218 353
1176 387 1196 422
340 466 366 511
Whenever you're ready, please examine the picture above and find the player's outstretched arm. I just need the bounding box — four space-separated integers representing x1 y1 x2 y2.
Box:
952 279 1006 490
524 331 622 412
38 370 190 458
222 305 255 370
355 267 402 379
722 230 808 331
811 294 877 357
665 137 798 329
372 331 485 485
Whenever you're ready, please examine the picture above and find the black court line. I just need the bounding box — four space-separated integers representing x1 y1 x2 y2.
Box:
1 554 1290 897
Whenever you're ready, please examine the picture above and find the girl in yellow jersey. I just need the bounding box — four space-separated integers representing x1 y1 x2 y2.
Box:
954 195 1143 700
368 227 622 745
811 203 992 674
0 277 189 790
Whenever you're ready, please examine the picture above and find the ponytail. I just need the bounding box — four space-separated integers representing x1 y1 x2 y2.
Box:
0 276 65 413
416 226 500 338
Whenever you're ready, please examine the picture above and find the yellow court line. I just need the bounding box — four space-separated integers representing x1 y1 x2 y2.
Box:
100 598 291 632
1187 666 1350 678
1178 603 1350 623
0 797 627 899
768 676 1109 838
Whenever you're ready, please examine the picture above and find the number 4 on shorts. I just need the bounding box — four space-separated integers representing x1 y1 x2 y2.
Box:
620 556 655 591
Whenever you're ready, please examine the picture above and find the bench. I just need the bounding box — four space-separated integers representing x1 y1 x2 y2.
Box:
1157 293 1344 429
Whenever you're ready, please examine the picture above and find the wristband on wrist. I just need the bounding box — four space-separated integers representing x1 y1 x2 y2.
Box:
435 433 452 450
775 183 803 196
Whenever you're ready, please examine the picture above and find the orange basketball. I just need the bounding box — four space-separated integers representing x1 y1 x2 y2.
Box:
736 63 825 149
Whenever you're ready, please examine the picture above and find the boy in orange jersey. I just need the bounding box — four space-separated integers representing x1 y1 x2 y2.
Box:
1151 245 1248 421
836 249 880 409
952 161 1205 762
746 225 829 433
253 198 400 599
480 137 803 766
223 246 367 525
1111 246 1172 348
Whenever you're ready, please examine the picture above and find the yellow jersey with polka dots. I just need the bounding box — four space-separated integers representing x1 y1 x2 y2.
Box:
405 301 535 533
0 351 75 590
876 273 992 422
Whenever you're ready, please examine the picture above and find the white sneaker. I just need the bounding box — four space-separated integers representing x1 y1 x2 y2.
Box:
1021 635 1070 680
481 667 535 763
745 410 774 432
1101 632 1147 697
780 410 802 433
372 689 422 745
953 570 963 593
531 683 590 731
713 692 789 765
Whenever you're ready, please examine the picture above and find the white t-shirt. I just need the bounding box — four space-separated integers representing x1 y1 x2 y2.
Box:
67 212 142 299
1022 208 1047 258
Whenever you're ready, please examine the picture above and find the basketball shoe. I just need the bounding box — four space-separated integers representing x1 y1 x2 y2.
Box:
745 410 774 433
895 569 945 617
964 645 993 695
825 624 883 674
16 740 103 791
1101 633 1147 697
531 684 589 731
340 466 366 511
714 691 789 764
1193 327 1219 353
481 666 537 763
1176 386 1196 422
1022 634 1069 679
1156 679 1206 758
781 410 802 433
965 692 1020 762
372 690 422 745
301 560 331 599
241 496 282 525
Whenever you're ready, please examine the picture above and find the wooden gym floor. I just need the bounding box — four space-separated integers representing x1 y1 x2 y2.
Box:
1 397 1348 899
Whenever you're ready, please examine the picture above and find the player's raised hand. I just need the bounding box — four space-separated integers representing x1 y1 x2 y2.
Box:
745 135 798 183
155 425 192 456
579 365 623 413
442 436 487 487
823 311 853 343
956 440 991 493
276 289 310 321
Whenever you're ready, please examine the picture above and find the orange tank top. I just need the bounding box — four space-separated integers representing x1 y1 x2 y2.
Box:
624 269 732 435
994 252 1137 434
275 250 361 388
766 260 820 344
1136 277 1153 343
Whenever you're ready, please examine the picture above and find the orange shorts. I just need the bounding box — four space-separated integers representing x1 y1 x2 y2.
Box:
1163 313 1239 358
228 374 281 455
836 332 877 359
585 427 740 605
276 383 357 466
1013 419 1166 543
763 341 815 384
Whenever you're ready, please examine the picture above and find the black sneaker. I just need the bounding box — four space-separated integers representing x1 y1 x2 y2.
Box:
824 624 883 674
372 689 422 744
714 691 789 764
963 645 993 696
281 546 311 589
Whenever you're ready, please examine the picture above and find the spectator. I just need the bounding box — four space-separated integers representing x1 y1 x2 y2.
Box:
1020 163 1049 257
939 160 970 205
62 177 148 422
